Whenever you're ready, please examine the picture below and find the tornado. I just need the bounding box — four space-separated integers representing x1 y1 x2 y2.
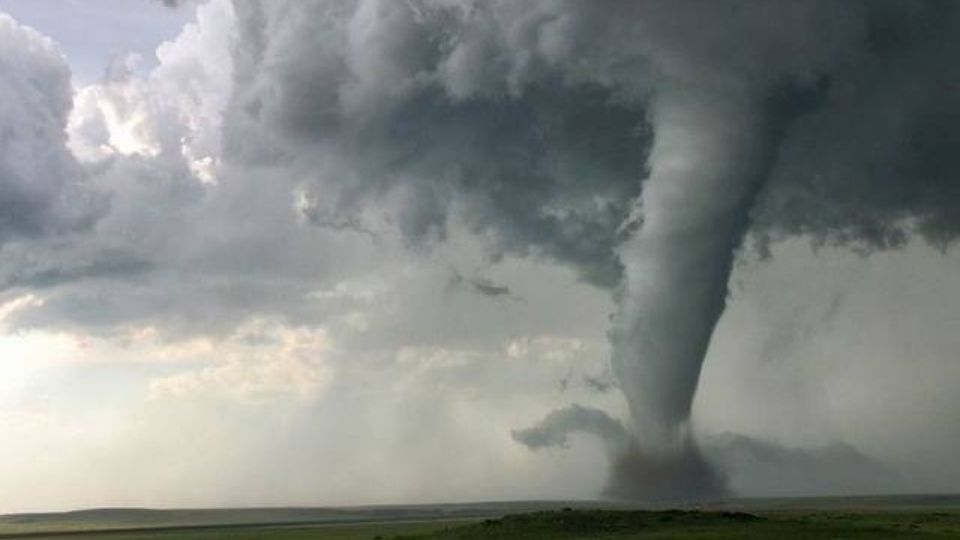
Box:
602 79 778 499
222 0 960 504
509 77 792 500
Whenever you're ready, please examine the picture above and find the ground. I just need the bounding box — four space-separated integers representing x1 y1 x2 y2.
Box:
2 497 959 539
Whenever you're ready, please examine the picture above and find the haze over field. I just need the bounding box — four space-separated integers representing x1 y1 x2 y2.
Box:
1 0 959 512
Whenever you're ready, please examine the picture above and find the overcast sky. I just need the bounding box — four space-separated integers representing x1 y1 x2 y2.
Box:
0 0 959 512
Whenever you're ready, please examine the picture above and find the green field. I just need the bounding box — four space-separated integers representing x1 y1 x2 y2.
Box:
0 520 474 540
420 509 960 539
3 497 960 539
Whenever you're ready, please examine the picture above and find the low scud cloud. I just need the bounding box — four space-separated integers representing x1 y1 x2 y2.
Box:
1 0 959 508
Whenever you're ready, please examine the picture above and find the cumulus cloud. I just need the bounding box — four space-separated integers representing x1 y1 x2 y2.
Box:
0 0 363 338
0 13 100 244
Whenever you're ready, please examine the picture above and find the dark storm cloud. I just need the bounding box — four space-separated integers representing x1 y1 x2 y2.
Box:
224 0 653 288
227 0 960 286
2 1 955 357
753 2 960 252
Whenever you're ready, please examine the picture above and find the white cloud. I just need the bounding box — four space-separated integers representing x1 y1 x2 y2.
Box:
148 319 333 403
67 0 235 179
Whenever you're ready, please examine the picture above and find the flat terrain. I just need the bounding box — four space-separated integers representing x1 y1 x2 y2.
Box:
2 496 958 539
421 508 960 539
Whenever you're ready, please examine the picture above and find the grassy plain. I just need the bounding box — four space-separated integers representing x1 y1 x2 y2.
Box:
2 497 959 539
418 508 960 539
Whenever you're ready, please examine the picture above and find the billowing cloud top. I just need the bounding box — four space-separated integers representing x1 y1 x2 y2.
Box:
0 13 98 242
